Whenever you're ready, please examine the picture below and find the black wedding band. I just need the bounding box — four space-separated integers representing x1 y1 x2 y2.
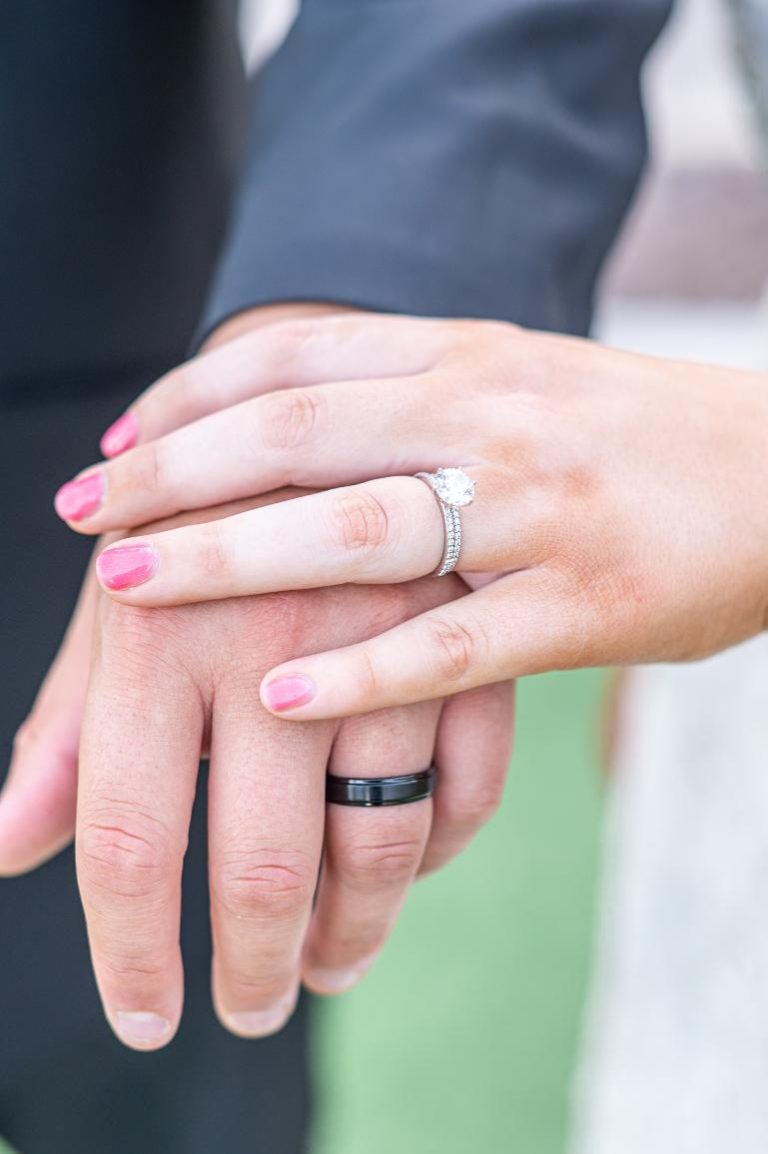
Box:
326 764 437 807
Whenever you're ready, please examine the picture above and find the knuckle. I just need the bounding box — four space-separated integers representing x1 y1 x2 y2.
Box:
542 565 601 669
437 318 507 370
424 615 481 683
328 489 392 555
214 847 315 921
343 837 423 890
10 708 76 772
149 362 202 424
79 804 179 898
99 955 168 983
196 521 232 584
98 592 189 644
271 316 323 360
347 645 381 707
127 439 164 496
12 715 39 758
96 601 191 681
214 592 315 674
164 362 206 413
99 599 162 643
259 388 322 452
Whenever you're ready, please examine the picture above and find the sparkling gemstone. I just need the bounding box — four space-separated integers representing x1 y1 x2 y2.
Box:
433 468 475 507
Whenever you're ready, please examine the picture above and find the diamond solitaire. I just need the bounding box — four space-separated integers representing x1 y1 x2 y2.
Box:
414 467 476 576
431 467 476 507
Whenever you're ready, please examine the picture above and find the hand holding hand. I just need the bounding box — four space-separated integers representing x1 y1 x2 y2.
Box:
2 494 514 1049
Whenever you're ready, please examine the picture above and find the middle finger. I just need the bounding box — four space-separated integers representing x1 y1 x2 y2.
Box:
208 668 334 1038
76 604 203 1051
54 375 431 534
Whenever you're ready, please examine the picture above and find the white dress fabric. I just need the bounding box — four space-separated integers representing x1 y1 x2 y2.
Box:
571 634 768 1154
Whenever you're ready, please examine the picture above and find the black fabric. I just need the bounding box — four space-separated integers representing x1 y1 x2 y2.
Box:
1 1 674 401
0 385 311 1154
0 1 244 395
201 0 674 343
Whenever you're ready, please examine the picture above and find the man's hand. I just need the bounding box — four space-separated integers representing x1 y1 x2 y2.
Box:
0 544 101 872
0 303 514 1050
1 496 514 1049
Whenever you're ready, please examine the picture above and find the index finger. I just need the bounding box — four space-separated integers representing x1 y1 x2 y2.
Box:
92 479 447 605
99 313 450 456
76 601 204 1050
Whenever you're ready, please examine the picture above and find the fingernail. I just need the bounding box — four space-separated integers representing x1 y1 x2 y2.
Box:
54 472 105 521
225 1002 295 1038
96 544 158 591
262 674 316 713
304 966 364 993
113 1010 172 1048
100 411 138 458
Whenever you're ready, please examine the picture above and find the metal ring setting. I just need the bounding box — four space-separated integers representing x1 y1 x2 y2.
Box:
415 467 475 576
326 764 437 807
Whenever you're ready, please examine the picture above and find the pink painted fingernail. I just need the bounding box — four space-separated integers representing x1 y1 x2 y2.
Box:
100 411 138 458
96 544 157 591
54 472 105 521
263 674 316 713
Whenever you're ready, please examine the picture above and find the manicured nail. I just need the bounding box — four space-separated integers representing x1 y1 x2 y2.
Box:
100 411 138 458
96 544 158 591
262 674 316 713
54 472 104 521
225 1001 296 1038
113 1010 172 1048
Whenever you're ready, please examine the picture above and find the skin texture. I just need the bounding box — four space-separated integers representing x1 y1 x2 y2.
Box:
54 312 768 719
76 499 513 1050
1 304 516 1051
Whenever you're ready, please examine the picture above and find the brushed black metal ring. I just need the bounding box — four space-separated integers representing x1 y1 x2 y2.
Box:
325 764 437 807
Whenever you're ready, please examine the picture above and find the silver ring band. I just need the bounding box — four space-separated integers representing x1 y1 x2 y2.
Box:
415 468 475 576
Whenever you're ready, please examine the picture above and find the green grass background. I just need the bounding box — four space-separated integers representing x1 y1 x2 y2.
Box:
311 670 605 1154
0 670 604 1154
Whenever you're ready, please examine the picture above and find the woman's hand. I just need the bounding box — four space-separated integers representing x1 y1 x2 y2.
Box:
53 313 768 719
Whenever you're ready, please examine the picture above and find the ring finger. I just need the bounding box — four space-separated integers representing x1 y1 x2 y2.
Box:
302 700 440 994
93 468 555 606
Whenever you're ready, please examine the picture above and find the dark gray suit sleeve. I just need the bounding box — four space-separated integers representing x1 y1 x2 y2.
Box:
200 0 672 340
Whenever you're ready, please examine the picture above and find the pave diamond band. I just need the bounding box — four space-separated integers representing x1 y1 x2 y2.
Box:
415 468 475 577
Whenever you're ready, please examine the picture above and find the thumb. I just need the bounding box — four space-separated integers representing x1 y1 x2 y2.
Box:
0 562 97 875
0 705 81 875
